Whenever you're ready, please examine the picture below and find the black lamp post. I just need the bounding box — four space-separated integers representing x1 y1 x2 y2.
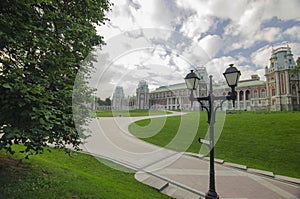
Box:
184 64 241 199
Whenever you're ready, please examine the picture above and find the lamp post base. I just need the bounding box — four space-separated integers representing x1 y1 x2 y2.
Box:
205 190 219 199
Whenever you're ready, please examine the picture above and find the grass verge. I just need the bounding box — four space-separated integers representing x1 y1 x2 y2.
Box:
0 145 171 199
95 109 172 117
129 111 300 178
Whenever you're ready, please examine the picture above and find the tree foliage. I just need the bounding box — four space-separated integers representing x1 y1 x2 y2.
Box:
291 57 300 76
296 57 300 70
0 0 112 156
96 97 111 106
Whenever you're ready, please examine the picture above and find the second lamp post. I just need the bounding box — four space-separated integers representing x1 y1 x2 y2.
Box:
184 64 241 199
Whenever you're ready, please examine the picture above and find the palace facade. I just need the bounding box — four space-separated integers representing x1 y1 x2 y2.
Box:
110 45 300 111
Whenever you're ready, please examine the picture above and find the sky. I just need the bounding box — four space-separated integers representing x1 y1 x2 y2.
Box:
84 0 300 99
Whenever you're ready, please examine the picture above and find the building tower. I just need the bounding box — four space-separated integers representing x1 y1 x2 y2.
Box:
195 66 209 97
136 80 149 110
112 86 125 110
265 44 299 111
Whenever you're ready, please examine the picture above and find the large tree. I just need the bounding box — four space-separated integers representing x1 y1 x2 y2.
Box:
0 0 111 156
296 57 300 70
96 97 111 106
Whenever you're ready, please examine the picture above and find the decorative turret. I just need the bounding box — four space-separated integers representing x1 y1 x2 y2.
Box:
136 80 149 109
194 66 209 97
265 65 268 75
112 86 125 110
136 80 149 94
265 44 298 111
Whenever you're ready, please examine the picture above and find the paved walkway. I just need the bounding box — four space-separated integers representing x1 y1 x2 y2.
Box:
81 113 300 199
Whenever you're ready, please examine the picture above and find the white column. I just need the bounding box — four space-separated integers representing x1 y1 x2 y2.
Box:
179 97 182 109
243 90 246 110
276 72 280 95
237 91 240 110
285 71 290 94
167 98 169 109
297 84 300 104
265 79 270 110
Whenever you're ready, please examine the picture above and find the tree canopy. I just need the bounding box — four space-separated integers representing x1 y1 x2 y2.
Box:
0 0 112 156
96 97 111 106
296 57 300 70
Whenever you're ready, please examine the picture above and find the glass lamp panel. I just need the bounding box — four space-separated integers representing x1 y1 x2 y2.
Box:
184 70 200 90
193 78 200 89
225 72 239 86
185 78 199 90
236 71 241 84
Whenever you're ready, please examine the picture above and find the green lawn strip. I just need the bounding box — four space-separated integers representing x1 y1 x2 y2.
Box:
216 111 300 178
129 111 208 152
129 111 300 178
0 145 171 199
95 109 172 117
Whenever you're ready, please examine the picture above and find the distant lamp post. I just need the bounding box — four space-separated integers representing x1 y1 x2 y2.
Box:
184 64 241 199
223 64 241 107
185 70 200 90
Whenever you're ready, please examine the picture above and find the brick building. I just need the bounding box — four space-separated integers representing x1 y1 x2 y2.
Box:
146 45 300 111
110 45 300 111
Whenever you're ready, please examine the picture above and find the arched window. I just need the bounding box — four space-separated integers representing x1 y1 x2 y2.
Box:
292 85 297 95
254 90 258 98
246 90 250 100
239 90 243 101
272 88 276 96
261 89 266 98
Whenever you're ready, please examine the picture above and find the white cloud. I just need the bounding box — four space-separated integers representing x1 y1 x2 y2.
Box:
92 0 300 98
100 0 300 51
237 6 263 34
214 0 299 51
97 0 175 40
180 14 214 40
223 3 282 50
225 26 282 51
177 0 262 51
261 0 300 21
258 27 282 42
205 56 237 80
254 42 300 63
251 45 272 67
198 35 223 58
205 54 266 82
131 0 173 29
289 43 300 60
284 26 300 40
181 41 210 67
175 0 211 15
238 27 282 49
239 65 265 81
208 0 249 21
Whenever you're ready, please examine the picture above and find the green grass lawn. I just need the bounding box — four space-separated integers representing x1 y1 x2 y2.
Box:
129 111 300 178
95 109 172 117
0 145 171 199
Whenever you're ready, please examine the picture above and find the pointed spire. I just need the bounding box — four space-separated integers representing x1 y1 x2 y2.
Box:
287 42 291 51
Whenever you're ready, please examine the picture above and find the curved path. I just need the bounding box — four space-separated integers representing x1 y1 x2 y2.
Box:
81 112 300 199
